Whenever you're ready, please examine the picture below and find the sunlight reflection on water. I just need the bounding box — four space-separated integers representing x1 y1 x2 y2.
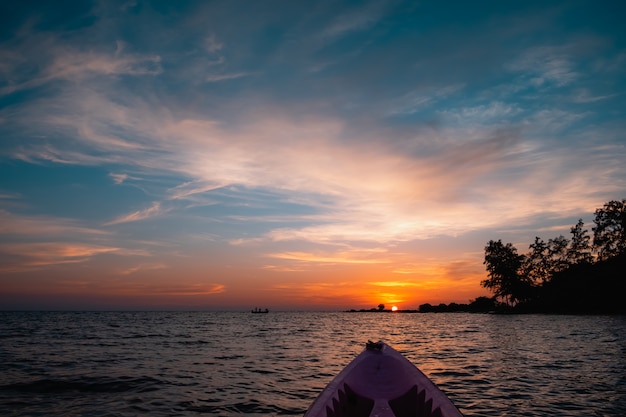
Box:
0 311 624 416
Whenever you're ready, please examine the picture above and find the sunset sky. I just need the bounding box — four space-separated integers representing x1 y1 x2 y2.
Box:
1 1 625 310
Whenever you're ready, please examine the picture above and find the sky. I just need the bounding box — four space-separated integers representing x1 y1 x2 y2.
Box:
1 0 625 311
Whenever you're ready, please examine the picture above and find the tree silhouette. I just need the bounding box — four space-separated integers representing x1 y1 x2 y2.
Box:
482 240 532 306
523 237 551 284
481 198 625 313
567 219 592 265
593 199 626 260
522 235 570 286
547 235 570 274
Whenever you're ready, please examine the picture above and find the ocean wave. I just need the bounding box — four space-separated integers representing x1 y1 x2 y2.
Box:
0 375 162 394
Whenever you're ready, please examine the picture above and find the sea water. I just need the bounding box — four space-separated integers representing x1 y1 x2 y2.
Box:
1 311 624 416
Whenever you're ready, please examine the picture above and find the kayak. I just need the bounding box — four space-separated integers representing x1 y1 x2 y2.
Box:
304 341 463 417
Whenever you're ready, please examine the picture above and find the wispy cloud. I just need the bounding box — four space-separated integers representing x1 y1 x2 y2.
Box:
268 250 391 265
507 46 579 87
118 263 167 275
0 242 120 272
48 49 162 79
10 86 614 245
386 84 465 116
571 89 619 103
161 284 225 296
0 41 161 96
442 101 523 124
320 5 382 40
0 209 161 273
167 180 226 200
0 210 110 237
109 172 128 184
1 0 625 309
206 71 254 82
205 34 223 53
104 201 166 225
32 278 227 298
368 281 424 288
99 281 226 297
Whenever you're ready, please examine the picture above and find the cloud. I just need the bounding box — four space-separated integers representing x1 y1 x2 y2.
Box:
205 34 223 53
48 49 162 79
0 192 21 200
386 84 465 116
0 242 120 272
104 201 166 225
507 46 578 86
167 180 226 200
26 278 227 298
109 173 128 184
571 89 619 103
504 35 609 93
118 263 167 275
2 2 624 262
524 108 589 133
206 71 255 82
368 281 424 288
97 281 226 297
267 249 391 265
0 40 162 96
119 1 138 12
262 264 308 272
442 101 523 124
0 209 160 272
162 283 225 296
319 4 382 41
0 210 110 237
9 83 613 246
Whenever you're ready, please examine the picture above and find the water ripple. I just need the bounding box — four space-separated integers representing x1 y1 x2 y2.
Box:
1 312 625 416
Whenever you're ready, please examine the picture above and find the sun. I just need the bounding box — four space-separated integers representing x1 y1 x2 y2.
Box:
391 306 398 312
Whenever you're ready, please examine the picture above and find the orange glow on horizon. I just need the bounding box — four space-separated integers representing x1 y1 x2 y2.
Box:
0 250 489 310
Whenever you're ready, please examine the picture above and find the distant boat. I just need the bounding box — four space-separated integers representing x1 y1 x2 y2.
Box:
304 340 463 417
251 308 269 314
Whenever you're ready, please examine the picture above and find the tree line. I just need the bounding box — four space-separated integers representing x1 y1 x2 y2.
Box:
481 199 625 314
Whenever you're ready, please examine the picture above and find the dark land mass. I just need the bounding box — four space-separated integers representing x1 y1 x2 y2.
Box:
520 253 625 314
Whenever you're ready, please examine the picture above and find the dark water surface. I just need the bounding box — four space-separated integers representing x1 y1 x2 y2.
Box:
1 312 624 416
